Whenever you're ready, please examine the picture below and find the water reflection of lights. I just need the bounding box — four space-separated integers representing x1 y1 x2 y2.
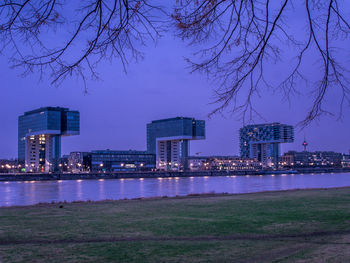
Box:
1 173 350 207
98 178 105 200
77 179 82 183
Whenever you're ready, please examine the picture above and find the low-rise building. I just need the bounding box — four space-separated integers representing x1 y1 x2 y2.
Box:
0 159 21 173
281 151 343 168
188 156 262 171
342 154 350 168
68 152 91 173
90 150 156 172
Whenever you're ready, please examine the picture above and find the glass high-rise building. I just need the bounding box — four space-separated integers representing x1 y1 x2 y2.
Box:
147 117 205 171
240 123 294 167
18 107 80 172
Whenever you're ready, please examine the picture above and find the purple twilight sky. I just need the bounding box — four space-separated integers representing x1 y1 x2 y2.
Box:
1 2 350 159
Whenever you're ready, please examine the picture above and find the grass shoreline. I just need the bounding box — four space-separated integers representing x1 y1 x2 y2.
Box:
1 187 350 262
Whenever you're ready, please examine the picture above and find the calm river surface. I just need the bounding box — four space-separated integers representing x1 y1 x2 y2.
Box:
1 172 350 207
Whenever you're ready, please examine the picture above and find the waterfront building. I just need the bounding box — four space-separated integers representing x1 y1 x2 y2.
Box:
342 155 350 168
0 159 21 173
188 156 262 171
18 107 80 172
59 155 69 172
68 152 92 173
281 151 343 168
90 150 155 172
240 123 294 167
147 117 205 171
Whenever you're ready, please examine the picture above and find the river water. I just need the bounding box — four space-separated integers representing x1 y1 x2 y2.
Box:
0 172 350 207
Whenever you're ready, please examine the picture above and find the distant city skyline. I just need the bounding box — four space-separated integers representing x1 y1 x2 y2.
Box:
1 33 350 159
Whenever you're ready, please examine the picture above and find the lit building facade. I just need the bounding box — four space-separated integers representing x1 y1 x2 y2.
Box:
18 107 80 172
342 154 350 168
90 150 155 172
68 152 92 173
188 156 262 171
147 117 205 171
0 159 21 173
281 151 343 168
240 123 294 167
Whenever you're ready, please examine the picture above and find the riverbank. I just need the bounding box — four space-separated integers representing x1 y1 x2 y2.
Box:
1 168 350 181
1 187 350 262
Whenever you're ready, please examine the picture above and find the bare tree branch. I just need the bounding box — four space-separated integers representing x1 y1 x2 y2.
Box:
173 0 350 125
0 0 165 91
0 0 349 125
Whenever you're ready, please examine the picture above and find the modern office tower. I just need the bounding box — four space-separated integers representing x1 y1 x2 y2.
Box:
147 117 205 171
18 107 80 172
240 123 294 167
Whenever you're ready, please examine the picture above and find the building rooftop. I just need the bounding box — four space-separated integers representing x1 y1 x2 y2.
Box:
189 156 252 159
150 117 198 123
91 150 152 155
24 107 78 115
241 122 286 127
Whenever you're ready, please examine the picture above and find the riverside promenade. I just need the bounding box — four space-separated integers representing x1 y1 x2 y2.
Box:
1 168 350 181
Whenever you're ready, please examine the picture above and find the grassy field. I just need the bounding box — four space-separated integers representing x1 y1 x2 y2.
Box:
1 188 350 262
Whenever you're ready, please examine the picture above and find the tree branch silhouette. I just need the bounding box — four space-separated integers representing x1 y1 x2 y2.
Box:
1 0 349 125
173 0 350 125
